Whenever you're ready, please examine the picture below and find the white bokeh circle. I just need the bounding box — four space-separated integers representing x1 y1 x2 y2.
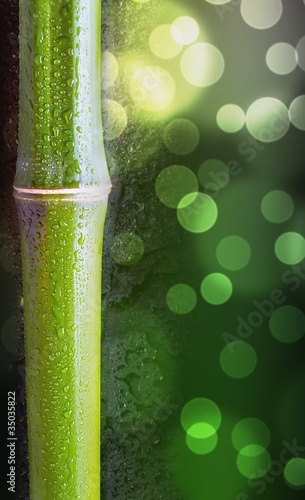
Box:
180 43 225 88
266 43 298 75
241 0 283 30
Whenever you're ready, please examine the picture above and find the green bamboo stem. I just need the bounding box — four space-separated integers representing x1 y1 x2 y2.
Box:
14 1 110 498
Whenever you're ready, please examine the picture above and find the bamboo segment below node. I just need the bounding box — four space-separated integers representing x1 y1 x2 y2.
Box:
15 188 108 499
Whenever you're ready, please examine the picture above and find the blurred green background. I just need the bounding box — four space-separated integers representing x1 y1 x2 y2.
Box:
1 0 305 498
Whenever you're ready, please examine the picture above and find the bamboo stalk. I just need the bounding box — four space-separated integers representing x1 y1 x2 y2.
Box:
14 1 110 498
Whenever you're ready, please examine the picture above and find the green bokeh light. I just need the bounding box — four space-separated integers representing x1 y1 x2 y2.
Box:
177 193 218 233
198 159 229 191
166 284 197 314
155 165 198 208
269 305 305 343
186 423 218 455
163 118 200 155
261 190 294 223
241 0 283 30
220 341 257 379
149 24 182 60
289 95 305 131
188 422 216 439
202 178 286 295
274 232 305 265
216 236 251 271
216 104 245 133
180 43 225 88
266 42 298 75
200 273 232 305
102 99 127 141
102 50 119 89
232 418 271 451
246 97 290 143
237 445 271 478
111 232 144 266
129 65 176 113
181 398 222 432
284 458 305 489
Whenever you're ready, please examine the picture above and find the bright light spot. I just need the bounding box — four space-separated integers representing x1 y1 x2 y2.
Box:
155 165 198 208
166 284 197 314
102 51 119 89
186 423 218 455
188 422 216 439
245 97 289 143
180 43 225 87
133 0 151 3
241 0 283 30
266 43 298 75
200 273 233 305
270 306 305 344
216 104 245 133
177 193 218 233
129 65 175 112
220 341 257 379
171 16 199 46
102 99 127 141
296 36 305 71
198 159 229 191
289 95 305 131
261 190 294 223
163 119 200 155
120 53 147 80
275 232 305 265
149 25 182 60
